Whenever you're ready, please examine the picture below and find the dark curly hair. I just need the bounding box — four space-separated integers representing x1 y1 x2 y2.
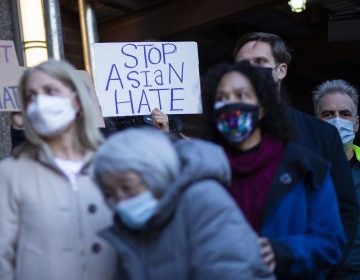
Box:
201 60 293 144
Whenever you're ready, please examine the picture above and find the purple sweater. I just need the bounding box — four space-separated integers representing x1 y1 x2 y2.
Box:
225 133 284 232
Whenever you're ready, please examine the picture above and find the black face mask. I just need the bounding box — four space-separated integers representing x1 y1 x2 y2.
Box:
213 102 260 144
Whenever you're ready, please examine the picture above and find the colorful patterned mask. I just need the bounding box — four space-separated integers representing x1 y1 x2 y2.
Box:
214 102 260 144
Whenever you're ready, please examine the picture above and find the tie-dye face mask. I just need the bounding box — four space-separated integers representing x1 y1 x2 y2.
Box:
214 102 260 144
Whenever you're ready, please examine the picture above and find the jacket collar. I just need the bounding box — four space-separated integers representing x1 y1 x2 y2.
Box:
14 141 94 175
263 141 330 221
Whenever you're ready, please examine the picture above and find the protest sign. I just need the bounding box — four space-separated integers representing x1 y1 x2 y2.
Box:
93 41 202 117
0 40 21 112
0 66 24 112
78 70 105 127
0 40 19 66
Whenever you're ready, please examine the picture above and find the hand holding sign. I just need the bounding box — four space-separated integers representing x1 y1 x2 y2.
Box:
93 42 202 117
151 108 170 132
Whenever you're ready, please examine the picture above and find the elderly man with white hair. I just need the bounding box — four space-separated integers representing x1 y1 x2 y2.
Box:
93 127 274 280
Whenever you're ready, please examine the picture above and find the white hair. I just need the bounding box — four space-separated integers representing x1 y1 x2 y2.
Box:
313 79 359 116
93 127 181 196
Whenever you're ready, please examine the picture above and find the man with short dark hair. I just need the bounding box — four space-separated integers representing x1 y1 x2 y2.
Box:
234 32 358 277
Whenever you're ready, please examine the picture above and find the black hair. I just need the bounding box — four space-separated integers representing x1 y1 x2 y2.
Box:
201 60 293 143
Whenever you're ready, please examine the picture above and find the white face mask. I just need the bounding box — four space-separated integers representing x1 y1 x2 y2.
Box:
326 117 355 146
115 191 158 230
26 95 77 137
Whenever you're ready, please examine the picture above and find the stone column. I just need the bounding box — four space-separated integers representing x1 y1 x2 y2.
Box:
43 0 64 60
0 0 13 159
78 0 98 80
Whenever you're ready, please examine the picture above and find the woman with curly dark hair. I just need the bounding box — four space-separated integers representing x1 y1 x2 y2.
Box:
201 61 346 279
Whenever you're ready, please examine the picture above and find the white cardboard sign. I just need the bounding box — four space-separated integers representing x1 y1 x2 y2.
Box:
0 66 24 111
77 70 105 127
0 40 19 66
93 41 202 117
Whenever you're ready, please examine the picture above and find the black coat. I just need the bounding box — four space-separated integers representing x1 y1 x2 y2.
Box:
286 107 359 260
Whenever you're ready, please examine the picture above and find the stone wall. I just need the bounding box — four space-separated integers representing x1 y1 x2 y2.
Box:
0 0 12 159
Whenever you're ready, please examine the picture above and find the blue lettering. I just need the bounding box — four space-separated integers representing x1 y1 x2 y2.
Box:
148 47 162 65
149 88 169 110
137 89 151 113
127 71 140 88
0 45 11 63
137 44 154 68
8 86 19 108
162 43 177 64
169 63 184 83
105 64 124 91
170 88 184 112
3 86 17 109
114 89 134 114
121 44 138 68
140 70 152 87
154 70 164 86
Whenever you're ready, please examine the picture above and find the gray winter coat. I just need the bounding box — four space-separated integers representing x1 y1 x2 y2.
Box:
0 144 116 280
101 139 275 280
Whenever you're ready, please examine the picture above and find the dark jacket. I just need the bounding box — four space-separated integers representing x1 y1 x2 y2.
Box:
101 139 274 280
287 107 358 258
10 127 25 150
260 141 347 279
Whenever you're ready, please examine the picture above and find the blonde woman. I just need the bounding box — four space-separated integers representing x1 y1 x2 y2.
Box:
0 59 116 280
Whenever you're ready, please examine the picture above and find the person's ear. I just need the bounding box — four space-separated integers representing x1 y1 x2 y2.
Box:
276 63 288 81
71 92 81 113
259 106 265 119
354 114 359 133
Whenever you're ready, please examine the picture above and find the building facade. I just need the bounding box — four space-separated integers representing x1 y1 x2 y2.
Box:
0 0 13 159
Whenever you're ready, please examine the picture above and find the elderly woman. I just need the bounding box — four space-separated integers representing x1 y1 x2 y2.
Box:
93 127 274 280
201 61 346 279
0 59 115 280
